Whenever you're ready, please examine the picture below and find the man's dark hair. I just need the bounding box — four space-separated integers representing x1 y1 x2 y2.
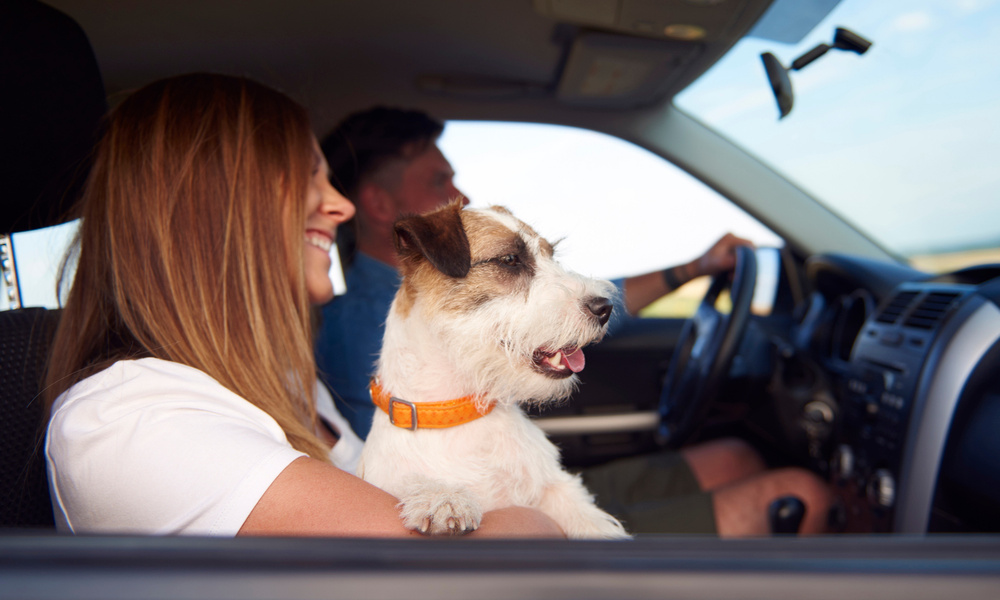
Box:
321 106 444 200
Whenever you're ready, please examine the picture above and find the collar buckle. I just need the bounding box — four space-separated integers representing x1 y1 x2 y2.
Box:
388 396 418 430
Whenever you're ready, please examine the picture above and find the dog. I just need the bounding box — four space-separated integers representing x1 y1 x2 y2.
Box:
357 200 629 539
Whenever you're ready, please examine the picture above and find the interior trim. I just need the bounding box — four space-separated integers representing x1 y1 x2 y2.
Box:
896 298 1000 533
534 411 659 435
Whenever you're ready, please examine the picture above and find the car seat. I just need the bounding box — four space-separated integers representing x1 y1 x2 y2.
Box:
0 0 106 528
0 308 62 527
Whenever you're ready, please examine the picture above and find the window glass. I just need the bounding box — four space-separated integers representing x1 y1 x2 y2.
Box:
674 0 1000 272
439 121 782 316
3 124 782 316
1 220 77 311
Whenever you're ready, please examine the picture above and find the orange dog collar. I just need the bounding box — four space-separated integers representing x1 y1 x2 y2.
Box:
369 378 493 430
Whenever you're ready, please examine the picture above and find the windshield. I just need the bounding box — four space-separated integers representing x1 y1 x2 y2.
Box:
675 0 1000 272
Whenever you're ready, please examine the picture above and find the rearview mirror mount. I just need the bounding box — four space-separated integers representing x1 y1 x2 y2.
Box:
761 27 872 119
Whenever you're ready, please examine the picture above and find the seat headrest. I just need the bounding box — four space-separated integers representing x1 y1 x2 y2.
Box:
0 0 106 233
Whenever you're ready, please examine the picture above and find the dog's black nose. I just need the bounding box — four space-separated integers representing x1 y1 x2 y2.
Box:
585 296 613 326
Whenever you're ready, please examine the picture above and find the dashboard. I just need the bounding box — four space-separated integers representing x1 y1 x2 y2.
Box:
532 249 1000 535
788 254 1000 533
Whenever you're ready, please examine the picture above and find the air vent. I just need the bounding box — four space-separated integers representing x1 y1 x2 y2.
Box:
903 292 961 330
875 291 919 325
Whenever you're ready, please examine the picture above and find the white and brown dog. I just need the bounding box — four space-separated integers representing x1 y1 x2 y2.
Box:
357 200 629 539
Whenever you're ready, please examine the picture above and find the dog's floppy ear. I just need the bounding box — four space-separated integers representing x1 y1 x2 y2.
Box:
393 200 471 278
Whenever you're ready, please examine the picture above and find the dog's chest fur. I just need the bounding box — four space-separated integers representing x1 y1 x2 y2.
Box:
358 201 628 539
362 405 561 510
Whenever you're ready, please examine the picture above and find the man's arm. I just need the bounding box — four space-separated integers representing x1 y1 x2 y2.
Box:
621 233 753 314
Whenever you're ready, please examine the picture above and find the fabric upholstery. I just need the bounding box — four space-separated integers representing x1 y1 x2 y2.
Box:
0 308 59 528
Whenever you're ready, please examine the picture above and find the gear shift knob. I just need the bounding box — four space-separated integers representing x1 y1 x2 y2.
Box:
768 496 805 534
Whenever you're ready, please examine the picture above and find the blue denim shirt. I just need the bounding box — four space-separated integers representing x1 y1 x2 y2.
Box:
315 253 401 439
314 251 631 439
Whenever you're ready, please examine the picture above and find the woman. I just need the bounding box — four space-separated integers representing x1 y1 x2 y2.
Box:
43 73 560 537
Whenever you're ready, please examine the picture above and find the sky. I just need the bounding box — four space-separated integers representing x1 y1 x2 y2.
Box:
439 123 780 281
675 0 1000 256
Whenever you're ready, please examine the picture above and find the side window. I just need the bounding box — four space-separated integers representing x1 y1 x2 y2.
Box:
3 124 781 315
439 122 782 317
1 220 78 311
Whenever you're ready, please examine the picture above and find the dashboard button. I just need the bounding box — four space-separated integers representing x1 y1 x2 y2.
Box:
879 331 903 346
867 469 896 508
834 445 854 481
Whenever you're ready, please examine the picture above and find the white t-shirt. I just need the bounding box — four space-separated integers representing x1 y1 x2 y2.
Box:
45 357 364 536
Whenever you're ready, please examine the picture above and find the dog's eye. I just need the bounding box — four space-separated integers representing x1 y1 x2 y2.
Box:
473 253 526 270
496 254 520 267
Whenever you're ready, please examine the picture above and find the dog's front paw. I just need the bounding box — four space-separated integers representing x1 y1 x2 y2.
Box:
397 479 483 536
587 513 632 540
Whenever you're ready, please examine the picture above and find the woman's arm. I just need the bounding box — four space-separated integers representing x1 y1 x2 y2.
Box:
238 456 565 538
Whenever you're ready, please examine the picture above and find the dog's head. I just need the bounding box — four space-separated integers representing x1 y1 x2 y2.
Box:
384 199 617 405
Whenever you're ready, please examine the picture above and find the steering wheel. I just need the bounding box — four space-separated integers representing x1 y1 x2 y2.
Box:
658 245 757 448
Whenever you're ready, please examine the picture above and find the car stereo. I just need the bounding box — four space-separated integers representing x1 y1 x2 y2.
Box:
831 287 966 532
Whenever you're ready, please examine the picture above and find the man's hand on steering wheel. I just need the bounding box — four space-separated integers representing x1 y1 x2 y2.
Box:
692 233 754 279
658 245 757 449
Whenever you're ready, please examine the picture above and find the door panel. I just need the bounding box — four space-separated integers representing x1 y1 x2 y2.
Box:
532 317 685 467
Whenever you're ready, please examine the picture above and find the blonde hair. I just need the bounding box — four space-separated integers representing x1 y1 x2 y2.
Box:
45 73 330 461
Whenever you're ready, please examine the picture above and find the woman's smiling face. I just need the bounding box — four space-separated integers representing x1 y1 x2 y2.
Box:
303 138 355 305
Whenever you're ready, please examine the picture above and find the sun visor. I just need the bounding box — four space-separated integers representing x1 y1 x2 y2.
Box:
534 0 766 43
748 0 843 44
556 32 700 108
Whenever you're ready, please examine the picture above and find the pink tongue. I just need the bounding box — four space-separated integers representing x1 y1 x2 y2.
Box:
563 348 586 373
